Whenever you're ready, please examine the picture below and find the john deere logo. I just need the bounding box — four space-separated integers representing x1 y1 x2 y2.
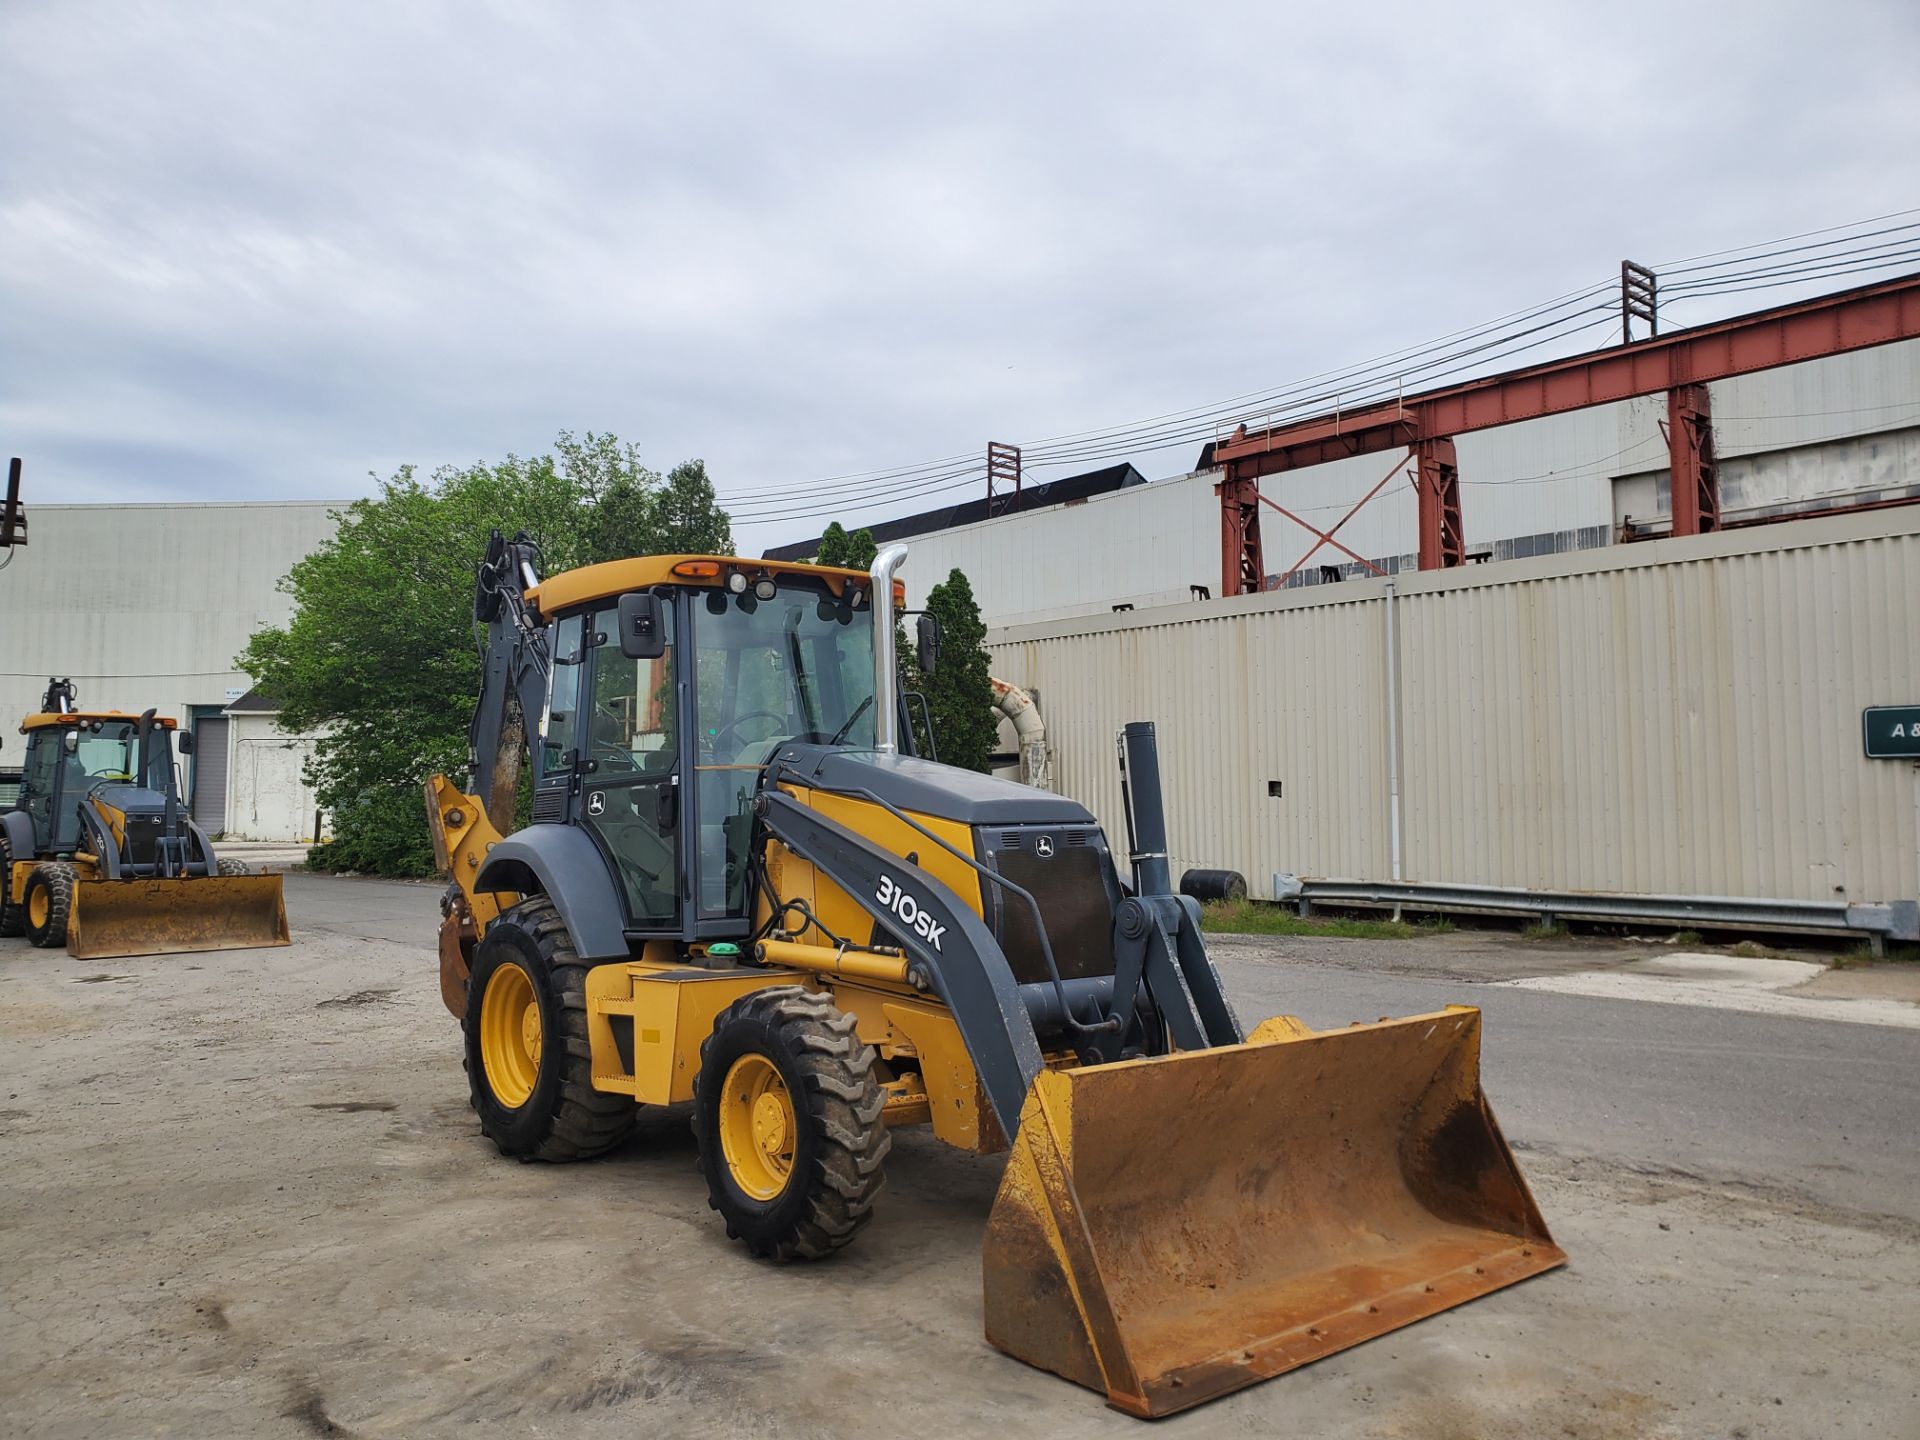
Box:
1035 835 1055 858
586 792 606 817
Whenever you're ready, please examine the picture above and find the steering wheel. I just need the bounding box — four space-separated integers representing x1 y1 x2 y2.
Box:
588 704 643 773
709 710 787 759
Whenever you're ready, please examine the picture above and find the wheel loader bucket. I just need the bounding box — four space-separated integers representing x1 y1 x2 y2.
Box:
982 1006 1564 1418
67 874 291 961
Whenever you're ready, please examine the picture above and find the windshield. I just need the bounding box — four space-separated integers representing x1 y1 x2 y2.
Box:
72 723 140 782
694 584 876 762
692 580 876 920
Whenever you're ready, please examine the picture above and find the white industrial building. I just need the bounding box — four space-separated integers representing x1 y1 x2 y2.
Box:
1 501 340 841
772 339 1920 629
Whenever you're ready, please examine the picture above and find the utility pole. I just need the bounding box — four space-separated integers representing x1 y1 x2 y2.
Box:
986 441 1021 517
1621 261 1658 343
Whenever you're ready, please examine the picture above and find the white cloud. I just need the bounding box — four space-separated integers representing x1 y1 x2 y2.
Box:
3 1 1915 548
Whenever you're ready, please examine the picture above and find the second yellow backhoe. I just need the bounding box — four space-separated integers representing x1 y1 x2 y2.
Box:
1 679 289 960
426 533 1563 1417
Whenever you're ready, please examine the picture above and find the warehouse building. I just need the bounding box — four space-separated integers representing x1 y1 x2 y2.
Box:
0 501 340 841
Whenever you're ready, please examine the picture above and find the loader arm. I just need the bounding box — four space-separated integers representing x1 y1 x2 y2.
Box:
756 787 1046 1134
755 727 1250 1140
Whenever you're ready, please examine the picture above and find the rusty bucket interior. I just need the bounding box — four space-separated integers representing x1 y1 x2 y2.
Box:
67 874 291 960
982 1006 1565 1418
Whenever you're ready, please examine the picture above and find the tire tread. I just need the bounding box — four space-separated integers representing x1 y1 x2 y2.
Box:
464 896 636 1162
693 986 891 1262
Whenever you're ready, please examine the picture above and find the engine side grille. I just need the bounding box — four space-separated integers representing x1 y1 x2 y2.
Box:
978 825 1120 986
531 788 568 824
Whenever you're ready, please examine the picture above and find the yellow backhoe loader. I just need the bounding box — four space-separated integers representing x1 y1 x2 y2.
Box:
428 533 1563 1417
1 679 289 960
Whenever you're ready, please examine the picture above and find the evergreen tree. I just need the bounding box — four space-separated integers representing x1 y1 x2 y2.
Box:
919 568 997 773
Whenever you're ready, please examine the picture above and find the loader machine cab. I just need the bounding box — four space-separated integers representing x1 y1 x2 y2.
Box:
17 714 169 853
429 537 1564 1419
535 570 887 934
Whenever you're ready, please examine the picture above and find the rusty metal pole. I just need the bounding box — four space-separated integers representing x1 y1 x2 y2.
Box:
1213 467 1265 596
987 442 1022 517
1622 261 1658 343
1667 383 1719 536
1413 438 1463 570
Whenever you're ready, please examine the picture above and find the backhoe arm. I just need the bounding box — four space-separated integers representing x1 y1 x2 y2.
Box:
468 530 551 835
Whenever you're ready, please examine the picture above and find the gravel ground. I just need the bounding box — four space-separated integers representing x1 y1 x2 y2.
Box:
1 875 1915 1439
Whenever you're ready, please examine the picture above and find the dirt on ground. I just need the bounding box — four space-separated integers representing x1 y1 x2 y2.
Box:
2 887 1916 1439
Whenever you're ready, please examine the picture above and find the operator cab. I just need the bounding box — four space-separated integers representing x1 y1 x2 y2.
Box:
13 711 182 854
534 564 889 942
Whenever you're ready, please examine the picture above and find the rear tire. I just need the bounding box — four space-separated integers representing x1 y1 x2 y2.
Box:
23 862 77 948
215 858 252 876
0 837 23 938
693 987 891 1261
462 896 637 1161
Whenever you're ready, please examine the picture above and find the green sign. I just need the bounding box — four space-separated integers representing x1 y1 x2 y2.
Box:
1863 706 1920 759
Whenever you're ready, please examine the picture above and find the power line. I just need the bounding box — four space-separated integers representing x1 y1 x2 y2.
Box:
737 208 1920 532
1653 206 1920 268
1657 219 1920 277
1663 238 1920 294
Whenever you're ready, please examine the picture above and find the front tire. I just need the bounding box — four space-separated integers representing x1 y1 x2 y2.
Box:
23 862 76 948
462 896 637 1161
693 987 891 1261
215 857 252 876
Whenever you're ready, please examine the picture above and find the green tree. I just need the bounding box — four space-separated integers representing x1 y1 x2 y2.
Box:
576 437 733 563
814 522 877 570
808 527 993 770
920 568 997 773
653 460 733 555
239 434 730 876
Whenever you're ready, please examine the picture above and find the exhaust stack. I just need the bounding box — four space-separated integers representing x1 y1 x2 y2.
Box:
869 543 909 754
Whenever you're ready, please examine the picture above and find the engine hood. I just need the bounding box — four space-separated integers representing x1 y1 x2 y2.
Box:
770 745 1094 827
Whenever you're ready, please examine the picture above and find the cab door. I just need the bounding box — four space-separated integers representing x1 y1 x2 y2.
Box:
576 599 682 932
19 731 60 852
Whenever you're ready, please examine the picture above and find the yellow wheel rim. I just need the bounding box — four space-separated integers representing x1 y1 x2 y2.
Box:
479 962 542 1109
27 885 48 929
718 1053 797 1201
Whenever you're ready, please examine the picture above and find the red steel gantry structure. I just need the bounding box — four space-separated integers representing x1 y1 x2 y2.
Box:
1210 272 1920 595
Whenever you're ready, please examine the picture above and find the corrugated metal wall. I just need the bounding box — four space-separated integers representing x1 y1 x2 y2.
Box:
988 507 1920 907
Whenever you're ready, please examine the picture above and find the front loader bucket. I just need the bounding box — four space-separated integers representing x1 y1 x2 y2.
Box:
68 874 291 961
983 1007 1564 1418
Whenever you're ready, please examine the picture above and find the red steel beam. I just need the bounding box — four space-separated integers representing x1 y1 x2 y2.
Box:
1214 272 1920 483
1414 436 1464 569
1668 383 1719 536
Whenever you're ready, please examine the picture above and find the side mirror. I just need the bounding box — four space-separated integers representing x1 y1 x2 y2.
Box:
915 612 942 674
62 730 79 756
618 592 666 660
177 731 195 756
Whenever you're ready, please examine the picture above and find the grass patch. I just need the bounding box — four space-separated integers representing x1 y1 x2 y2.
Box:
1521 918 1567 940
1200 899 1423 940
1670 929 1704 946
1839 940 1920 967
1728 939 1789 960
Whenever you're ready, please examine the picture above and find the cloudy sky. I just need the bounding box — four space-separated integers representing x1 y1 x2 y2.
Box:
3 2 1916 553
